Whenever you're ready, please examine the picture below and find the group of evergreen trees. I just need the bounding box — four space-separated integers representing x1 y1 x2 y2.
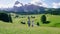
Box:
45 8 60 15
0 13 12 23
41 15 50 24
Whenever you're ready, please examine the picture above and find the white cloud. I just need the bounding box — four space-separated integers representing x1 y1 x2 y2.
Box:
14 4 22 7
0 0 16 8
52 2 60 8
41 3 48 7
30 0 48 7
0 4 14 8
0 4 8 8
31 0 40 4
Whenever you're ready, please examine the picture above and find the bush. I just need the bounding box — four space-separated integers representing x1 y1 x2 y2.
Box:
0 13 12 23
9 14 12 23
21 21 26 24
31 16 35 18
15 15 19 18
41 15 46 24
46 21 50 24
37 22 40 26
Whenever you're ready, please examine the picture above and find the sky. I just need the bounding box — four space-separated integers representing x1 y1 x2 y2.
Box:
0 0 60 8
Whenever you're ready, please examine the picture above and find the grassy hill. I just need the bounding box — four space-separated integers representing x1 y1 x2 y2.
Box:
0 13 60 34
11 13 60 27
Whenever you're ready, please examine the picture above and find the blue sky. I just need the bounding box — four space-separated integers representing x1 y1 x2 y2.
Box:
0 0 60 8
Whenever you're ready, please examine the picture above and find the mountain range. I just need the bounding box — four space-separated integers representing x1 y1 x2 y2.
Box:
0 1 58 14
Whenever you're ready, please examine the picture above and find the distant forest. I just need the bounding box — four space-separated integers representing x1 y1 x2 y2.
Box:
0 8 60 15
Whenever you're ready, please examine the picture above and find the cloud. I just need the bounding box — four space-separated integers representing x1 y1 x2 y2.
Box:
0 4 14 8
52 2 60 8
14 4 22 7
0 4 8 8
0 0 16 8
30 0 48 7
31 0 40 4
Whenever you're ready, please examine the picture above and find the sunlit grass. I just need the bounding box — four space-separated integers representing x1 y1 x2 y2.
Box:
0 14 60 34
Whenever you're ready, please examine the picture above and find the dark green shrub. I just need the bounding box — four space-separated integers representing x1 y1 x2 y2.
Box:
15 15 19 18
0 13 12 23
21 21 26 24
37 22 40 26
9 14 12 23
31 16 35 18
46 21 50 24
41 15 46 24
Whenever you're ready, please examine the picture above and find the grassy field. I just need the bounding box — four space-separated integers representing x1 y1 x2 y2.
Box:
0 13 60 34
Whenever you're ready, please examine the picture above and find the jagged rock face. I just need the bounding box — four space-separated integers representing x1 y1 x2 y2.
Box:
14 1 23 7
0 1 45 14
13 1 45 13
13 1 24 12
23 4 44 11
14 1 20 5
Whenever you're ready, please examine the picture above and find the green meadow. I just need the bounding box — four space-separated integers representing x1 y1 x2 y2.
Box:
0 13 60 34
